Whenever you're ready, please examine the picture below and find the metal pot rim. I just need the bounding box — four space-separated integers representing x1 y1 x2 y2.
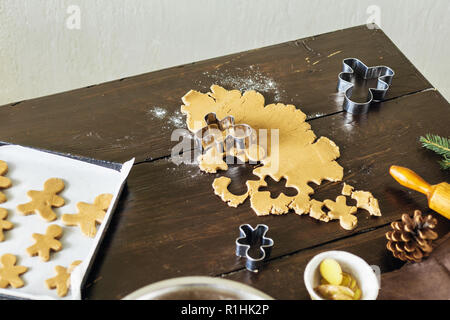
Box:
123 276 274 300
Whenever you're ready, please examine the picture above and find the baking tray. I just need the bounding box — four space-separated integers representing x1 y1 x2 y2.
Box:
0 141 134 299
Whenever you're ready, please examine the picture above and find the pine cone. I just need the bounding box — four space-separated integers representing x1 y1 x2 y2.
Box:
386 210 438 263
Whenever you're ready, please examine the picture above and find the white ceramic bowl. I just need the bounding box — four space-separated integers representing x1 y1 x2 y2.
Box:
304 251 379 300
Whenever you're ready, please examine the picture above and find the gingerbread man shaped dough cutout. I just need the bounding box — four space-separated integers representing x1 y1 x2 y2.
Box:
46 260 81 297
324 196 358 230
0 160 12 204
27 224 63 262
0 208 14 242
17 178 65 222
62 194 113 238
0 254 28 288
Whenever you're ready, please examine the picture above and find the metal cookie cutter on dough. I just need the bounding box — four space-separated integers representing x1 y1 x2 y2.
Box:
194 112 256 152
337 58 395 114
236 224 274 272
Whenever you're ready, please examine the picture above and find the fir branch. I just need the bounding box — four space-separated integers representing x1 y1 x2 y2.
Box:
419 134 450 170
439 156 450 170
420 134 450 156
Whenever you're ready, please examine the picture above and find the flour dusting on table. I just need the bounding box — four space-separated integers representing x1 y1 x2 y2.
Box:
147 106 187 130
201 65 283 102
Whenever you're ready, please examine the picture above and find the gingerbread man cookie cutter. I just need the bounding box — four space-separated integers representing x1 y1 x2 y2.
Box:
194 113 256 153
337 58 395 114
236 224 274 272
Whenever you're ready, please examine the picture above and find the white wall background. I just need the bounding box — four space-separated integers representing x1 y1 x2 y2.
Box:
1 0 449 105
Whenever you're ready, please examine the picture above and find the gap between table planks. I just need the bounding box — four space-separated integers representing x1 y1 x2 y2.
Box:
82 89 449 299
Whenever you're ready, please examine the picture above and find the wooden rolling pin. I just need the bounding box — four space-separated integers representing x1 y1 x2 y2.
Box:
390 165 450 219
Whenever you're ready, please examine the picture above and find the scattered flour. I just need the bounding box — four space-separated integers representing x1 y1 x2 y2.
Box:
306 112 326 120
201 65 283 102
147 106 167 119
166 157 202 179
167 110 185 128
147 106 187 130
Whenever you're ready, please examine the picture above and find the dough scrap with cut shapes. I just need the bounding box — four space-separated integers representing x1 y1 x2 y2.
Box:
212 176 248 207
341 183 354 196
309 200 330 222
351 190 382 216
181 85 344 217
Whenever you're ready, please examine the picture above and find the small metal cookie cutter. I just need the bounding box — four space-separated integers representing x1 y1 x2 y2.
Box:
337 58 395 114
236 224 274 272
194 113 255 152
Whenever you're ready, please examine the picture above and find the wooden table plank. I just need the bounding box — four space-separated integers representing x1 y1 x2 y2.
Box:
83 90 449 299
0 25 433 163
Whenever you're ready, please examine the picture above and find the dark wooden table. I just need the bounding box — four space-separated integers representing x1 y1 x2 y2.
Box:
1 25 449 300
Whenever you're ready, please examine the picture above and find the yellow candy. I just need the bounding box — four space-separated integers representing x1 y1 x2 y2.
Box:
319 258 343 285
353 288 362 300
315 284 355 300
340 273 351 286
349 277 357 291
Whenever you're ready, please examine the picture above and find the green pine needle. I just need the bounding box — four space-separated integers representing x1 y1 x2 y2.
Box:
419 134 450 170
439 157 450 170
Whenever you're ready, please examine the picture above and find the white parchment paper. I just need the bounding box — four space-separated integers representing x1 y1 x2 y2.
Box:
0 145 134 299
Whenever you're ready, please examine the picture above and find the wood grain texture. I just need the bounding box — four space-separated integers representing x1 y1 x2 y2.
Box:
0 25 432 163
82 90 449 299
0 25 447 300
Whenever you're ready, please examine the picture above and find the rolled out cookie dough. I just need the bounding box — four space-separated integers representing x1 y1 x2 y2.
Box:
181 85 343 217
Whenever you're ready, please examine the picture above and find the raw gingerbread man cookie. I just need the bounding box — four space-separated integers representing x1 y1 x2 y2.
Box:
0 160 12 204
0 254 28 288
324 196 358 230
45 260 81 297
27 225 63 262
17 178 65 222
62 194 113 238
0 208 13 242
